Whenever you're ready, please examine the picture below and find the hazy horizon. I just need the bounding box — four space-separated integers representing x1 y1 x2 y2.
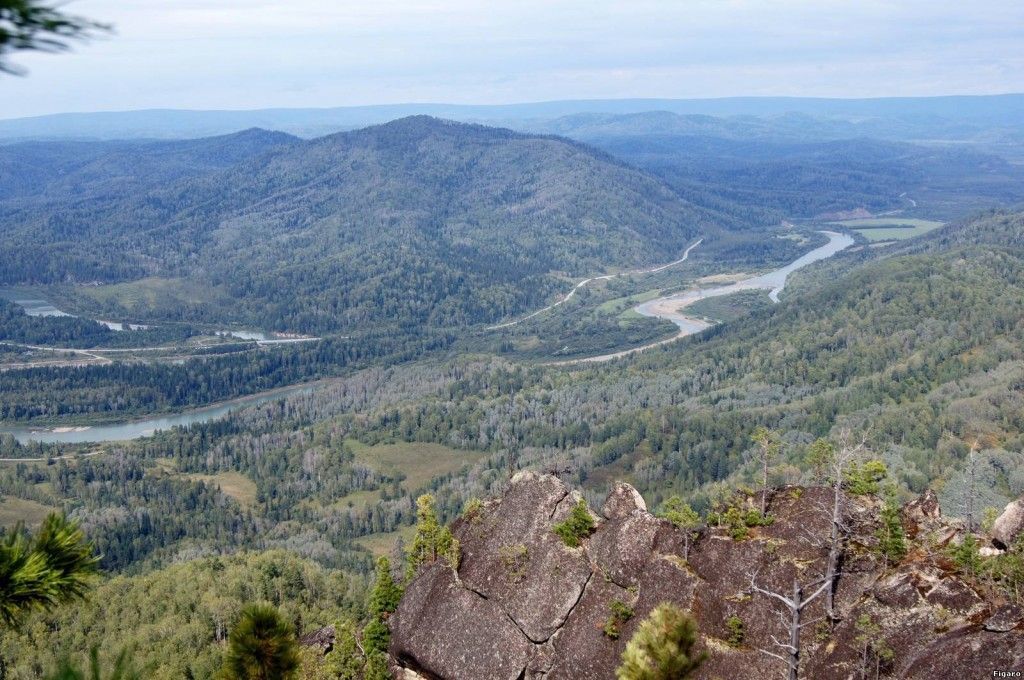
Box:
3 0 1022 119
5 92 1024 122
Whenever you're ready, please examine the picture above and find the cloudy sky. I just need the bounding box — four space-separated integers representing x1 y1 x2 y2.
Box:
4 0 1023 119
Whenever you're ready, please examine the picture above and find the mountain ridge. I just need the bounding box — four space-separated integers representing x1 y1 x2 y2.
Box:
4 93 1023 141
0 116 727 334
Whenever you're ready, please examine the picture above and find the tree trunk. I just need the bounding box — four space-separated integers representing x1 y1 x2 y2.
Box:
788 579 801 680
966 448 977 532
825 480 842 620
762 455 770 515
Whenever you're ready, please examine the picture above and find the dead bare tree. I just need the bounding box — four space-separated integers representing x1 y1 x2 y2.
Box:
748 571 832 680
965 439 980 532
751 427 782 515
818 430 869 622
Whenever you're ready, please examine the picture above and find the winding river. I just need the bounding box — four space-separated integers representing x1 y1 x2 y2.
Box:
0 384 314 445
1 233 852 441
570 230 854 363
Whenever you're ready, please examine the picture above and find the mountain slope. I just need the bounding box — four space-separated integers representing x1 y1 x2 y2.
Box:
0 117 726 333
544 117 1024 219
0 127 300 200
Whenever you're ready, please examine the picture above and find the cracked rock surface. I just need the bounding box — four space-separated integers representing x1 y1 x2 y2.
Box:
389 474 1024 679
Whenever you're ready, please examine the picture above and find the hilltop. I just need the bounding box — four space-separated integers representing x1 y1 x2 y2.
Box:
0 116 729 334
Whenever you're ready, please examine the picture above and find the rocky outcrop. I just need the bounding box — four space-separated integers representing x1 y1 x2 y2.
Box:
390 475 1024 679
992 498 1024 549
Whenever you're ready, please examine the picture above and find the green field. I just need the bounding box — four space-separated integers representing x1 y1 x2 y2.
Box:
152 460 258 506
70 277 225 313
342 440 484 557
686 290 773 323
345 439 484 493
0 496 58 529
183 471 258 506
597 288 664 316
356 524 418 557
831 218 945 242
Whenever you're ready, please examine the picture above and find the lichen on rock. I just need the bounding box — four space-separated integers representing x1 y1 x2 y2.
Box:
389 475 1024 679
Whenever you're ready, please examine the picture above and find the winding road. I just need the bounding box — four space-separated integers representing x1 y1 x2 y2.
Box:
488 239 703 329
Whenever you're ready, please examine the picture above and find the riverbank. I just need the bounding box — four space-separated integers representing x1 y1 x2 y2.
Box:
0 380 322 444
556 231 854 364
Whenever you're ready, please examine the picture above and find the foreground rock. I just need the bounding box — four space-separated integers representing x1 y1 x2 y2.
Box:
390 474 1024 679
992 497 1024 549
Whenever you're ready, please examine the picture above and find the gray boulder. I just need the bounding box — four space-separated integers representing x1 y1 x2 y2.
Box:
991 498 1024 549
389 562 533 680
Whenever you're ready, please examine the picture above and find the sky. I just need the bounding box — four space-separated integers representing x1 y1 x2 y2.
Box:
3 0 1023 119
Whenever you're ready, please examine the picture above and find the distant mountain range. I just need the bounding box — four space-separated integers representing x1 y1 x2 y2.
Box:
2 94 1022 142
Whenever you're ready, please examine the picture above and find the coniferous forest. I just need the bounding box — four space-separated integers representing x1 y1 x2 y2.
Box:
2 53 1024 677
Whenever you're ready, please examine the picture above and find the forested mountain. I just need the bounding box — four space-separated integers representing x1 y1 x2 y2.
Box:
0 127 299 200
3 210 1019 574
544 116 1024 219
0 117 735 334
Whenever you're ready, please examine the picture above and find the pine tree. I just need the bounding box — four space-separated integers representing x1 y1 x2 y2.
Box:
368 557 403 618
45 647 140 680
0 0 110 75
658 497 700 561
322 620 363 680
406 495 458 579
751 427 781 515
219 604 299 680
363 556 404 664
805 438 835 483
0 513 99 629
616 603 705 680
876 489 906 568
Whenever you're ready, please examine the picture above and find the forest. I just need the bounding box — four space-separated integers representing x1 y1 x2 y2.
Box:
0 117 743 337
1 102 1024 677
2 210 1020 559
3 209 1023 675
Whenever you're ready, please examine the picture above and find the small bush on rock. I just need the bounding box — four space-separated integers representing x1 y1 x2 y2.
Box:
604 599 635 639
553 499 595 548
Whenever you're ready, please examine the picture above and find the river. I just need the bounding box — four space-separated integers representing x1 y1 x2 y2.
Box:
571 230 854 363
0 288 279 338
1 384 314 444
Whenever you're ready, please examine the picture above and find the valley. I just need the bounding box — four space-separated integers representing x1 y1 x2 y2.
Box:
565 230 855 363
2 98 1024 679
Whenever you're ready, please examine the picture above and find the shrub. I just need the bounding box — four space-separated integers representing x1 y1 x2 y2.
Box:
499 544 529 582
617 603 706 680
844 460 888 495
554 499 596 548
743 509 773 527
604 599 635 640
876 490 906 567
462 497 483 522
725 615 744 647
951 534 983 576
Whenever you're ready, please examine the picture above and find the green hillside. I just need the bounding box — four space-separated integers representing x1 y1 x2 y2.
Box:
0 117 732 335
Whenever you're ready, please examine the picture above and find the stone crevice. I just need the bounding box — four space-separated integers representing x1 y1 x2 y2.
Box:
390 477 1024 679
